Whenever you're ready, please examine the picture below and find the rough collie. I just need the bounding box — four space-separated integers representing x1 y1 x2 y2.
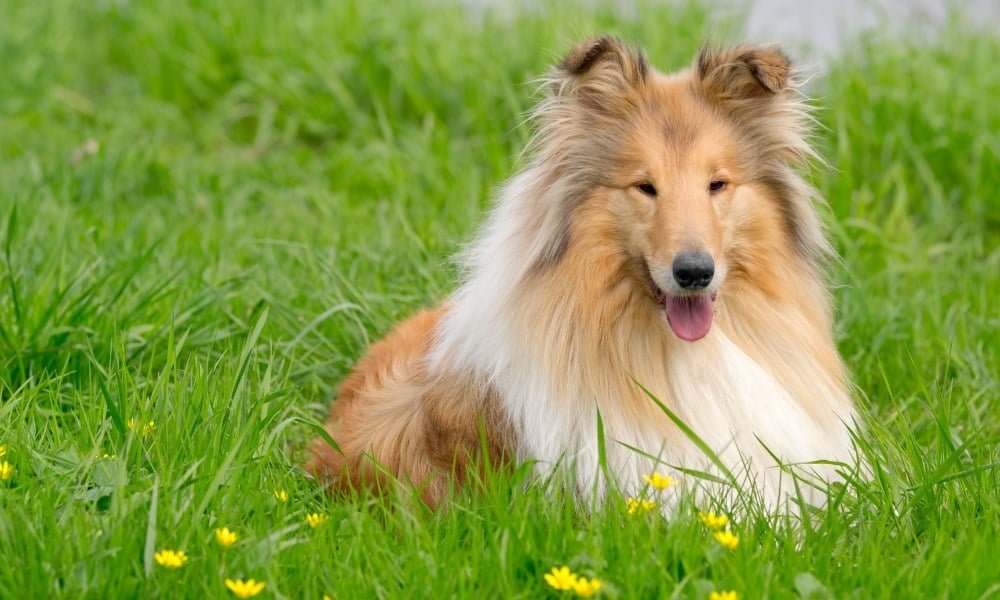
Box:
307 37 860 511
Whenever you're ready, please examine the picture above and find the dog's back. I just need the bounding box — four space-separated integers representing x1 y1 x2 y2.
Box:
306 307 511 504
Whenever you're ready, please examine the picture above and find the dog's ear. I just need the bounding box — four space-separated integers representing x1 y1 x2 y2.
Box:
550 36 648 114
696 44 793 105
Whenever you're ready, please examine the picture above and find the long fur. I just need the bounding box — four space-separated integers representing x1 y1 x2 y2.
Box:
307 38 861 511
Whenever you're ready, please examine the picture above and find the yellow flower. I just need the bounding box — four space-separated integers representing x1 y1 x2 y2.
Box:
215 527 238 548
323 596 333 600
153 549 189 568
626 497 656 515
699 511 729 530
0 461 14 481
127 418 156 436
709 591 738 600
573 576 603 597
714 530 739 550
306 513 328 528
642 472 675 490
225 578 266 598
544 566 578 591
274 490 289 503
0 445 6 457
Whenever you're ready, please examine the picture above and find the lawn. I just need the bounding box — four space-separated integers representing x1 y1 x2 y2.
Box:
0 1 997 598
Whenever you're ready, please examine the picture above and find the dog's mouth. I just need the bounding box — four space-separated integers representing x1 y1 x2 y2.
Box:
644 268 716 342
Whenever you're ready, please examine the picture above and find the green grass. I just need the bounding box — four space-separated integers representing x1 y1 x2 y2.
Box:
0 1 997 597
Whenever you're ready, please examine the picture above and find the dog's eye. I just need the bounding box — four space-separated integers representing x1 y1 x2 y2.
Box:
636 182 657 196
709 180 727 194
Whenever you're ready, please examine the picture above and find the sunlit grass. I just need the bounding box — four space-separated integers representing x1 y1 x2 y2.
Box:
0 0 996 597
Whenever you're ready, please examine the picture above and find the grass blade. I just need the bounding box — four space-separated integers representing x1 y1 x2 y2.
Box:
629 375 738 488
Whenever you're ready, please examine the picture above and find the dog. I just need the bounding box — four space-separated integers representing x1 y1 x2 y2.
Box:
307 37 860 511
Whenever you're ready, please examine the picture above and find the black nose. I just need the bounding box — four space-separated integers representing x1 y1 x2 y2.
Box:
672 251 715 289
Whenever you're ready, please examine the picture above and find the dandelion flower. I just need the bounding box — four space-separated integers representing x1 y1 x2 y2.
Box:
626 497 656 515
153 549 189 569
709 591 738 600
544 566 578 591
274 490 289 503
642 472 675 490
0 461 13 481
225 578 266 598
699 511 729 530
127 418 156 436
215 527 238 548
573 576 603 597
0 445 6 457
714 530 739 550
306 513 328 528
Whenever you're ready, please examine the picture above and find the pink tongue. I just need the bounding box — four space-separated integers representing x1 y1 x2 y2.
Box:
665 295 714 341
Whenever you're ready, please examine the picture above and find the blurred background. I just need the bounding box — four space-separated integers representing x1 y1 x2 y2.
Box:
678 0 999 58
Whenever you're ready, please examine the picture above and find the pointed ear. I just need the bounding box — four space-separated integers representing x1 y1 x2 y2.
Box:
550 36 648 114
696 44 793 104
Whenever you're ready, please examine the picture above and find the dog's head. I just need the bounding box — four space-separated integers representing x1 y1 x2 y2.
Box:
530 37 826 342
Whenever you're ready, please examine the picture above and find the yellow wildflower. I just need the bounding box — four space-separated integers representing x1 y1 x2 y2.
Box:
323 596 333 600
127 418 156 436
215 527 238 548
274 490 289 503
225 578 266 598
626 497 656 515
0 461 13 481
698 511 729 530
0 445 6 457
642 472 675 490
153 549 189 569
573 576 603 597
709 591 738 600
544 566 578 591
714 530 739 550
306 513 328 528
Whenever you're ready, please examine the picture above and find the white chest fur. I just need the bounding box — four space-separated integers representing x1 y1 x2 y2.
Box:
497 328 857 510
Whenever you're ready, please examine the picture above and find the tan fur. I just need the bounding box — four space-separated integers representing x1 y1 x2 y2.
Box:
307 37 857 506
305 307 510 505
